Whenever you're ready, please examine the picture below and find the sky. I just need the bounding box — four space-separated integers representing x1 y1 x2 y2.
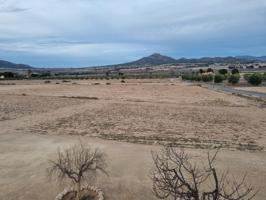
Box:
0 0 266 67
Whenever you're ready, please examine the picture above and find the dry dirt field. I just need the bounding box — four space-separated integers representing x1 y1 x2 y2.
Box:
0 79 266 200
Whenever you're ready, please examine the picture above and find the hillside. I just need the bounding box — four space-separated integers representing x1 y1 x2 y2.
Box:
126 53 176 66
113 54 263 68
0 60 33 69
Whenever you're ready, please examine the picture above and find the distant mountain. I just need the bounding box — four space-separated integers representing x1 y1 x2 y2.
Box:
0 60 33 69
1 53 265 72
113 54 262 68
124 53 177 66
175 56 256 64
236 56 266 62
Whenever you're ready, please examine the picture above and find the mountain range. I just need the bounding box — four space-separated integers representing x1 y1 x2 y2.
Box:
1 54 266 70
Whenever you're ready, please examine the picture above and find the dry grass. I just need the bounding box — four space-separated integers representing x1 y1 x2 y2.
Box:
0 79 266 200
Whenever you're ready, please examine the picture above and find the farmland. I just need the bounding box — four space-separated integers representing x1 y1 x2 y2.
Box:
0 79 266 200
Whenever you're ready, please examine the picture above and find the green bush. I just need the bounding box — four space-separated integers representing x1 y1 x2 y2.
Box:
231 68 239 74
248 73 262 86
218 69 228 75
222 73 229 80
181 74 191 80
202 74 213 82
182 74 202 81
228 74 240 84
214 74 224 83
195 75 202 81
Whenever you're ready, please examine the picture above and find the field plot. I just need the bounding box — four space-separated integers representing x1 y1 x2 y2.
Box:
0 79 266 200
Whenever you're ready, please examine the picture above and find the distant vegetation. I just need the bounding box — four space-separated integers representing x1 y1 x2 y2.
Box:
214 74 224 83
181 68 266 86
218 69 228 75
202 74 214 82
0 54 266 87
231 68 240 74
247 73 263 86
228 74 240 84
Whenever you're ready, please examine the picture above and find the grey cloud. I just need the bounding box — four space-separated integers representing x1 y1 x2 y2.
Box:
0 0 266 66
0 0 27 13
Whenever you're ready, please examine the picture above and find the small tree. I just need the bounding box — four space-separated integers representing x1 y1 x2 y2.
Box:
151 146 257 200
248 73 262 86
214 74 224 83
48 143 107 200
218 69 228 75
231 68 239 74
228 74 240 85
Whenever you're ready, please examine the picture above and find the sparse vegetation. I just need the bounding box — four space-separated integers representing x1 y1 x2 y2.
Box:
151 146 257 200
1 79 266 199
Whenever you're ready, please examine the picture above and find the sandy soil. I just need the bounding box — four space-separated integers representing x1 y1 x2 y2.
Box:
0 79 266 199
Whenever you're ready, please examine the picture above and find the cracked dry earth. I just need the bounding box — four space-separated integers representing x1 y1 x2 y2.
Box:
0 79 266 200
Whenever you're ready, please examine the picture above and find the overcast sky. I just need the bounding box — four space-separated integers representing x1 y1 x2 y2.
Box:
0 0 266 67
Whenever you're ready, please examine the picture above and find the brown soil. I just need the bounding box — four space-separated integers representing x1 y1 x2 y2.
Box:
0 79 265 200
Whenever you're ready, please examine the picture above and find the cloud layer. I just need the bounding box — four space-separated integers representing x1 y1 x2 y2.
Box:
0 0 266 67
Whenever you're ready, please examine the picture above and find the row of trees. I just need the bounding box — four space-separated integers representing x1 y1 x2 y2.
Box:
49 143 257 200
181 73 240 84
182 69 266 85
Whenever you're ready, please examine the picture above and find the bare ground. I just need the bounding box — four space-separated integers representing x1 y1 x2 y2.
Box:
0 79 266 199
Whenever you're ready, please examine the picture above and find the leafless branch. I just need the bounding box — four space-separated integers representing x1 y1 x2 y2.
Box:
150 146 257 200
47 142 107 200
